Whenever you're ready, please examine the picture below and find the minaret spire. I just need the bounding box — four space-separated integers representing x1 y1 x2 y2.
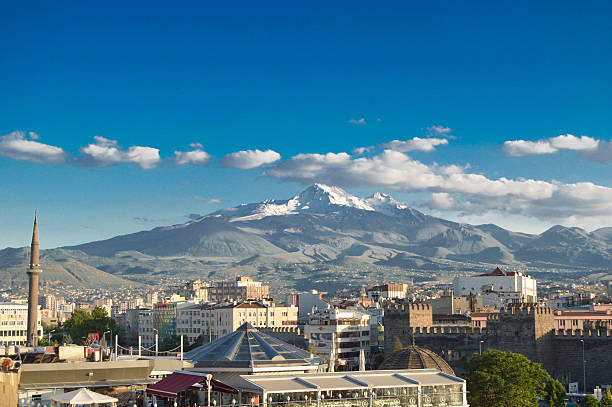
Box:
27 210 42 346
30 209 40 269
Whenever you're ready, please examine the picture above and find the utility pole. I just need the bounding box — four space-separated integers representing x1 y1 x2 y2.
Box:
580 339 586 393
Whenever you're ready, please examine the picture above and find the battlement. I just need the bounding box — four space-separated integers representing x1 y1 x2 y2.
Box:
385 303 431 313
553 329 612 338
498 306 554 317
411 326 484 336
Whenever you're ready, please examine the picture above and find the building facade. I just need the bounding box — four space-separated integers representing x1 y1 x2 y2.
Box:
304 308 371 370
453 267 537 303
367 283 411 300
177 300 298 345
0 302 42 346
207 276 270 302
384 303 612 392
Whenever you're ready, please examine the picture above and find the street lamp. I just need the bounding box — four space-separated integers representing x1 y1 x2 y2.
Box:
153 328 159 356
580 339 586 393
103 330 111 347
479 340 484 355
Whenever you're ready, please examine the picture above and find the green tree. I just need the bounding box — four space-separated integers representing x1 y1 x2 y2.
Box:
392 336 404 353
542 378 566 407
601 387 612 407
584 395 599 407
61 307 123 345
465 349 556 407
159 334 182 352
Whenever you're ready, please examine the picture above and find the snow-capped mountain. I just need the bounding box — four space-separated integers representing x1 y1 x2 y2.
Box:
3 183 606 288
212 183 427 222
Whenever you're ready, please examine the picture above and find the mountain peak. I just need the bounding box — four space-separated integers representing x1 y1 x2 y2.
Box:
297 184 373 211
211 184 426 222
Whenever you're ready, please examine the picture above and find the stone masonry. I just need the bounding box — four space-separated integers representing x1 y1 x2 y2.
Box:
383 304 612 390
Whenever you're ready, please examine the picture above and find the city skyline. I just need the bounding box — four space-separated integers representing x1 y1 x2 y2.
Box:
2 1 611 248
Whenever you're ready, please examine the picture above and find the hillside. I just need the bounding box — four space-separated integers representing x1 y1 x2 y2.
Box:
1 184 611 290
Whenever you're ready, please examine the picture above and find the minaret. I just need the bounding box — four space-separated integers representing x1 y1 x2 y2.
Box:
27 211 42 346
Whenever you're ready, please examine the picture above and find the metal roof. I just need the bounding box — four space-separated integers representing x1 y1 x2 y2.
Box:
185 323 322 370
227 369 465 394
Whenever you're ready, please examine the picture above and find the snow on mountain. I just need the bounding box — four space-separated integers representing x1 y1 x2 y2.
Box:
212 183 426 222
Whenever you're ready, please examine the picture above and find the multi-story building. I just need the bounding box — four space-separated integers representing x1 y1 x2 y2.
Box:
304 308 371 370
39 294 57 312
176 300 298 345
138 301 196 346
180 280 210 301
206 276 270 302
426 289 485 314
290 290 330 318
453 267 537 303
137 308 155 347
367 283 411 300
0 302 42 346
146 291 159 306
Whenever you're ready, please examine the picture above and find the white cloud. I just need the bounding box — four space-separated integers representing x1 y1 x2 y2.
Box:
174 147 211 166
426 125 452 137
0 130 68 164
194 196 221 204
503 134 606 159
428 192 454 210
380 137 449 152
580 140 612 162
264 149 612 222
352 146 373 155
348 118 366 125
77 136 161 169
219 149 281 169
549 134 599 150
502 140 559 156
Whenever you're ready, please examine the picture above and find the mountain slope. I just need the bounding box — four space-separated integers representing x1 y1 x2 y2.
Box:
56 184 612 268
2 184 611 290
0 247 137 288
66 216 289 258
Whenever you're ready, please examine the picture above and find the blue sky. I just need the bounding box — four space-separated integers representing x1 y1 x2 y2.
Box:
1 1 611 248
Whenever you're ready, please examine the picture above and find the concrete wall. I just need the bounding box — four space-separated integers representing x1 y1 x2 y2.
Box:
0 365 20 407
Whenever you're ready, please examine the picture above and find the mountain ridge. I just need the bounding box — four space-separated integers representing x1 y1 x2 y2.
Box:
1 184 610 289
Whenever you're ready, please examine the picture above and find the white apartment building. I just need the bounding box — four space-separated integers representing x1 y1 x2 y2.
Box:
137 308 155 347
304 308 371 370
176 300 298 345
366 284 410 300
453 268 537 303
290 290 330 318
0 302 42 346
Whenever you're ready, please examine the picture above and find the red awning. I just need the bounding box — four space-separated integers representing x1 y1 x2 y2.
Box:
146 371 237 398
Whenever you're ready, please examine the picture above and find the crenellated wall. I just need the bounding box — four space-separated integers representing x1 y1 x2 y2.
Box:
384 304 612 388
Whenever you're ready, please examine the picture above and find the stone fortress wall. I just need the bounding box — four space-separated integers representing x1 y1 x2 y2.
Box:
384 304 612 389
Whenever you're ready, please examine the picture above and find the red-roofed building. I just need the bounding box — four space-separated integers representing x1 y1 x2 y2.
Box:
453 267 537 305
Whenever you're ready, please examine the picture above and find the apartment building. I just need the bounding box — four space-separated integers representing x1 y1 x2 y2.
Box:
0 302 42 346
304 308 371 371
176 300 298 345
453 267 537 303
207 276 270 302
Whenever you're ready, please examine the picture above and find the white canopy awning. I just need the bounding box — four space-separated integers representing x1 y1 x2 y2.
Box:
51 388 118 405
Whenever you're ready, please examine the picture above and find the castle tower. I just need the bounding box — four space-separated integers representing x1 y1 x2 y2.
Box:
27 211 42 346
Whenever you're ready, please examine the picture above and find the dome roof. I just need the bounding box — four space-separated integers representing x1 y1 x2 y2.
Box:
378 345 455 375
